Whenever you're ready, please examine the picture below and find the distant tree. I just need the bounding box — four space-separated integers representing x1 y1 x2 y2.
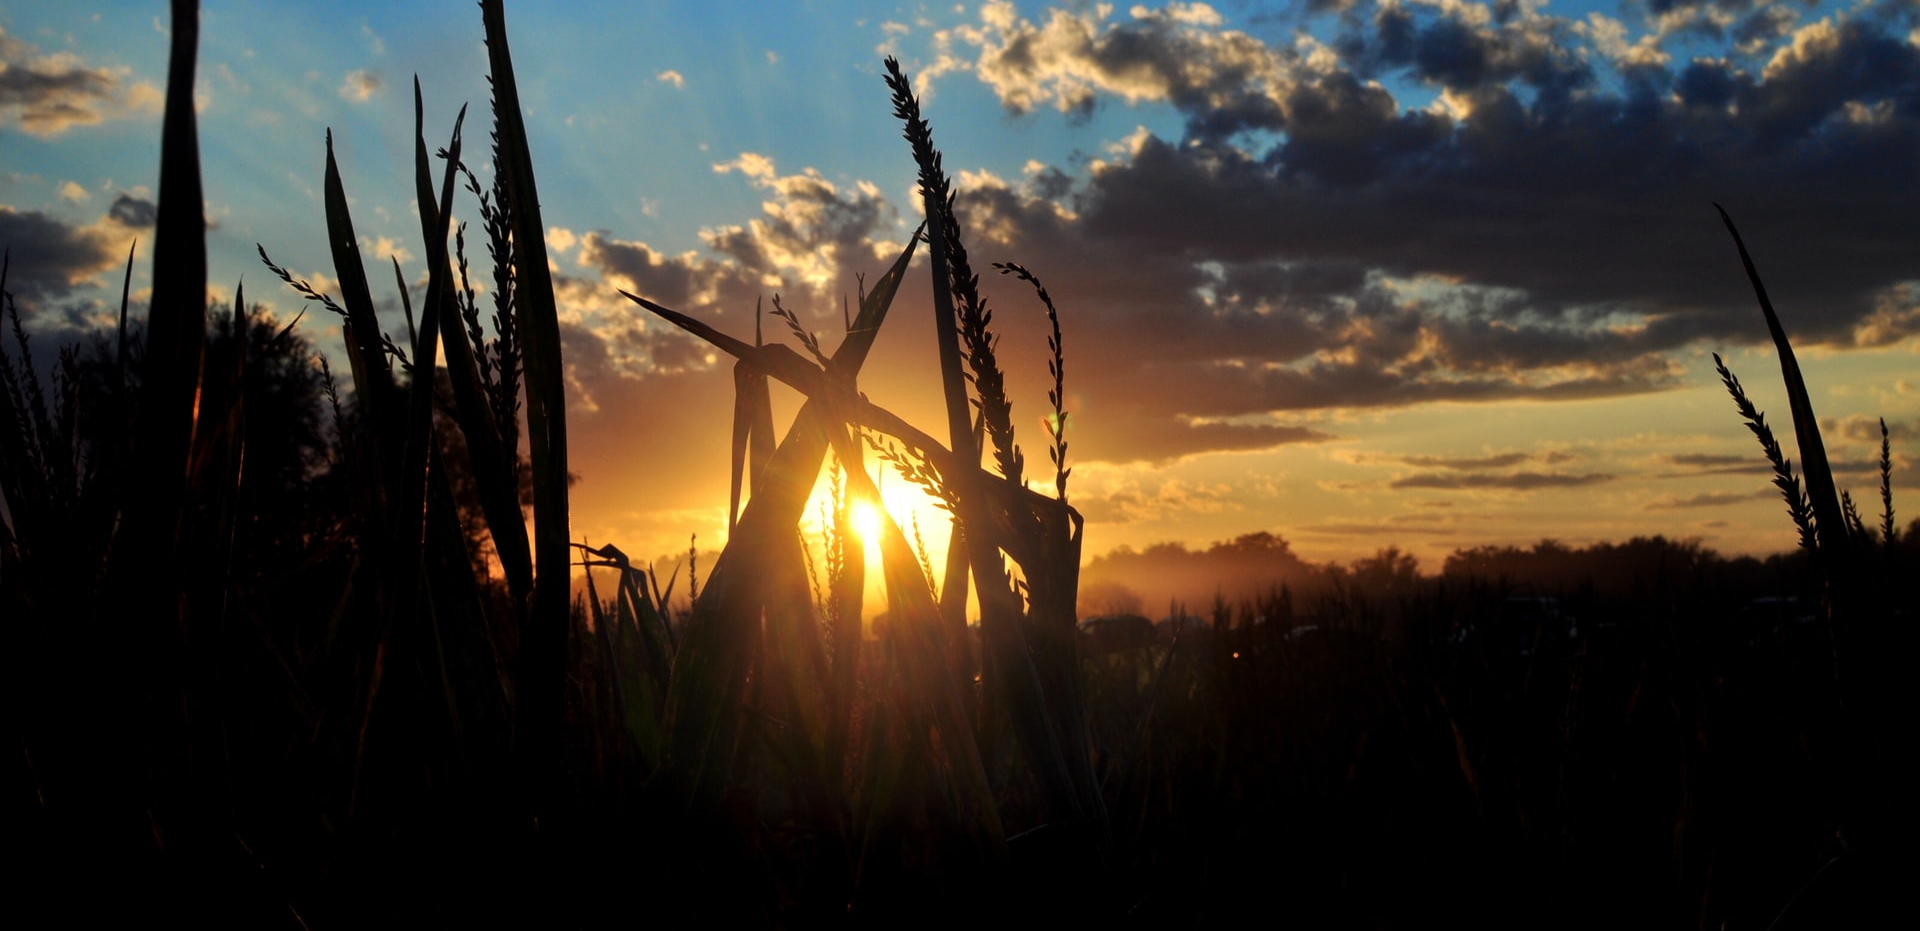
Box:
89 306 339 576
1350 546 1419 594
1077 580 1143 618
1082 530 1321 614
1208 531 1295 556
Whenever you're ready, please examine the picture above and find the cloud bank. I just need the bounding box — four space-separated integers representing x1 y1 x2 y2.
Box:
550 1 1920 481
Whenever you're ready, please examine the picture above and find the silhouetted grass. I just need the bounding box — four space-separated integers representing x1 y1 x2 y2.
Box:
1712 205 1914 928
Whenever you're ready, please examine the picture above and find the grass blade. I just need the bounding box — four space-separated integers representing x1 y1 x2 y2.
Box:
1714 353 1815 551
394 88 466 564
1879 418 1895 548
412 78 532 607
883 61 979 646
324 130 395 413
114 241 134 389
727 352 767 534
480 0 572 787
127 0 209 560
1716 205 1847 556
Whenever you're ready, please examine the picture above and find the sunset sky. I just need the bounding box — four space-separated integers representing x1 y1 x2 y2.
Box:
4 0 1917 572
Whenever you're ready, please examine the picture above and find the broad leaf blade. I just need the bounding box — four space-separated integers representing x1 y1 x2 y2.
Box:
1716 205 1847 557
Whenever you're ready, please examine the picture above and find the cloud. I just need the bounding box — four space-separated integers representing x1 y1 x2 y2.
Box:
338 69 383 102
1073 413 1331 464
927 2 1920 353
555 152 905 394
713 151 777 181
655 70 685 89
1663 452 1770 475
698 155 897 291
0 27 162 135
356 234 411 266
0 195 151 305
952 0 1295 131
713 0 1920 474
56 181 88 203
1364 451 1533 469
1389 471 1616 490
1072 473 1245 524
501 2 1920 536
1645 490 1770 510
107 193 156 228
1851 283 1920 346
1833 414 1917 444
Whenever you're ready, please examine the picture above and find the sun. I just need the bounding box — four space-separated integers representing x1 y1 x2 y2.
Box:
850 499 884 546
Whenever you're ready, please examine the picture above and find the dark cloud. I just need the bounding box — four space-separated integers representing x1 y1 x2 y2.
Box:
1354 1 1590 99
1664 452 1771 475
1669 453 1753 467
1397 452 1531 469
0 28 158 135
954 2 1920 359
551 2 1920 487
1675 59 1740 109
580 234 727 311
1073 412 1331 464
1645 490 1770 509
928 166 1684 456
1658 448 1906 481
0 204 126 303
1390 471 1616 490
1732 6 1801 53
1646 0 1754 16
107 194 156 229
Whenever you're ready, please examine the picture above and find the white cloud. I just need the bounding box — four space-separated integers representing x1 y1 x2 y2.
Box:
338 69 383 103
712 152 777 181
357 235 413 267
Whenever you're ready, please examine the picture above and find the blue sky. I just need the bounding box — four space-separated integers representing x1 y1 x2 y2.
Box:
4 0 1918 571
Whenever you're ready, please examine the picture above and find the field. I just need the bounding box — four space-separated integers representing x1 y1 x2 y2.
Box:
3 2 1915 927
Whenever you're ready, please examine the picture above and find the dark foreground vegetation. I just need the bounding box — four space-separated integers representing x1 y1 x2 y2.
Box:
3 2 1914 927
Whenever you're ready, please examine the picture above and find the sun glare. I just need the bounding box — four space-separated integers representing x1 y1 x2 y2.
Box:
800 466 956 613
851 499 885 546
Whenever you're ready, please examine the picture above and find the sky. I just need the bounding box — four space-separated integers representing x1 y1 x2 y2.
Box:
3 0 1918 573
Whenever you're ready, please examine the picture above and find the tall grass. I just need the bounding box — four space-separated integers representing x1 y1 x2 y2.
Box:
1712 205 1911 921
